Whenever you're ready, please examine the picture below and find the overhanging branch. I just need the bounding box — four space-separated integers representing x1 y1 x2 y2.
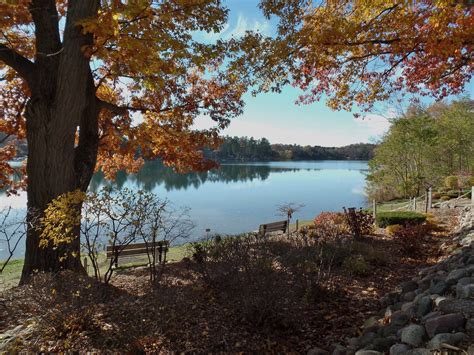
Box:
0 44 35 85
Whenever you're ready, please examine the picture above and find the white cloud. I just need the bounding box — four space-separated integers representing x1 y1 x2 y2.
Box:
197 14 271 42
355 108 395 139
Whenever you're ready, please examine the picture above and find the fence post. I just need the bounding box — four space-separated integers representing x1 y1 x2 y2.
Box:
372 200 377 221
472 186 474 206
296 219 299 233
413 197 417 211
428 187 432 210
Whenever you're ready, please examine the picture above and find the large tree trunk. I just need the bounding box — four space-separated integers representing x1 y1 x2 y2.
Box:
20 0 100 283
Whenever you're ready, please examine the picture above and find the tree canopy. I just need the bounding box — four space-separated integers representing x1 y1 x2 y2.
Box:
367 98 474 200
257 0 473 112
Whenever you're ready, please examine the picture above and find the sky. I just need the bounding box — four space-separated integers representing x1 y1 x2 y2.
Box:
193 0 474 147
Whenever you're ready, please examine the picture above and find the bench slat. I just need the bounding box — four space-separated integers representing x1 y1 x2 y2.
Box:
106 246 168 258
261 220 287 228
259 220 288 236
106 241 169 252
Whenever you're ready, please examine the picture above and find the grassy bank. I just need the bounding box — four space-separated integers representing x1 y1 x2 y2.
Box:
0 243 190 290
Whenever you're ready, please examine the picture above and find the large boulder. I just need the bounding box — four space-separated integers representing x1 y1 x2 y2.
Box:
401 324 426 347
438 299 474 316
424 313 465 338
427 332 465 349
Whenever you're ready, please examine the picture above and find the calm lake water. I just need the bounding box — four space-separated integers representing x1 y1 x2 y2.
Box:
0 160 368 259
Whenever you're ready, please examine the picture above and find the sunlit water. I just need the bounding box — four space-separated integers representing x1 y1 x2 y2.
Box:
0 160 368 259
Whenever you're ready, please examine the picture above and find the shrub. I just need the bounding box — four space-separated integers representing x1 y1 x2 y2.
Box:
190 233 336 328
444 176 459 190
386 224 403 236
312 212 349 240
392 224 428 257
376 211 426 228
342 255 370 276
343 208 375 238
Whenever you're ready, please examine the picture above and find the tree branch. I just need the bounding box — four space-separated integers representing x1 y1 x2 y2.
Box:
0 44 35 85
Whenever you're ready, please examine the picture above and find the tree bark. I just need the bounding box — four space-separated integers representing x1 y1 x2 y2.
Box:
19 0 100 283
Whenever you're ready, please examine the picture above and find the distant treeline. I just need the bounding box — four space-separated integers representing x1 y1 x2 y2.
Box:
205 136 375 161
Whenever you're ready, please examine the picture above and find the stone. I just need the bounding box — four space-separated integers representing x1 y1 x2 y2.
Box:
405 348 432 355
381 324 401 337
331 344 347 355
390 311 410 326
355 351 382 355
401 280 419 293
427 332 465 349
401 324 426 347
422 311 441 323
446 268 468 285
389 344 410 355
403 291 416 302
416 296 432 317
466 318 474 335
401 302 416 317
308 348 329 355
429 280 448 295
456 283 474 299
358 332 377 347
372 337 396 352
438 299 474 316
424 313 465 338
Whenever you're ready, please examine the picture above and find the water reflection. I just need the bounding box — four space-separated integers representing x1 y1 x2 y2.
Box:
89 161 303 192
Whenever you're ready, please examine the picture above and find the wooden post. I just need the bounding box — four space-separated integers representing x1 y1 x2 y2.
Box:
296 219 299 233
425 189 429 213
413 197 417 211
471 186 474 206
428 187 432 210
372 200 377 222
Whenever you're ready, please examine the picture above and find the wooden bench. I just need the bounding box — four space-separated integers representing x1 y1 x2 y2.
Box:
106 241 169 268
259 220 288 236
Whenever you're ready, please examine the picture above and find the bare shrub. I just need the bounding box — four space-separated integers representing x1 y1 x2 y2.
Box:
343 207 374 239
190 233 336 328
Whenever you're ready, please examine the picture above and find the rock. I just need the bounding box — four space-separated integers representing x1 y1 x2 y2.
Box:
331 344 347 355
401 324 426 346
403 291 416 302
401 280 419 293
438 299 474 316
358 332 377 347
390 311 410 326
466 318 474 335
416 296 432 317
429 281 448 295
424 313 465 338
355 351 382 355
446 268 468 285
372 337 396 352
389 344 410 355
381 324 401 337
308 348 329 355
456 283 474 299
406 348 432 355
422 311 441 323
427 332 465 349
401 302 416 317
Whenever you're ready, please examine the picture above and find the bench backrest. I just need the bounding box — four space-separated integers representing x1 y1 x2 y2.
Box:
106 241 169 258
259 220 288 235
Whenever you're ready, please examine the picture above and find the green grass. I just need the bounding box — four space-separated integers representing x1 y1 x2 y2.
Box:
0 243 191 290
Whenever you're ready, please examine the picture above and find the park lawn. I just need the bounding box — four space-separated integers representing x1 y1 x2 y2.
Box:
0 243 190 290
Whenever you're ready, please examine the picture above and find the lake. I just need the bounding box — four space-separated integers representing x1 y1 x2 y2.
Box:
0 160 368 259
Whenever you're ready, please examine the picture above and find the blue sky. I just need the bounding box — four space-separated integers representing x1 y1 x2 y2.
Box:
194 0 474 147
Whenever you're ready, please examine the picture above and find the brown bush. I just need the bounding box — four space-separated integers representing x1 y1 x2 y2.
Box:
190 233 336 328
392 223 429 257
